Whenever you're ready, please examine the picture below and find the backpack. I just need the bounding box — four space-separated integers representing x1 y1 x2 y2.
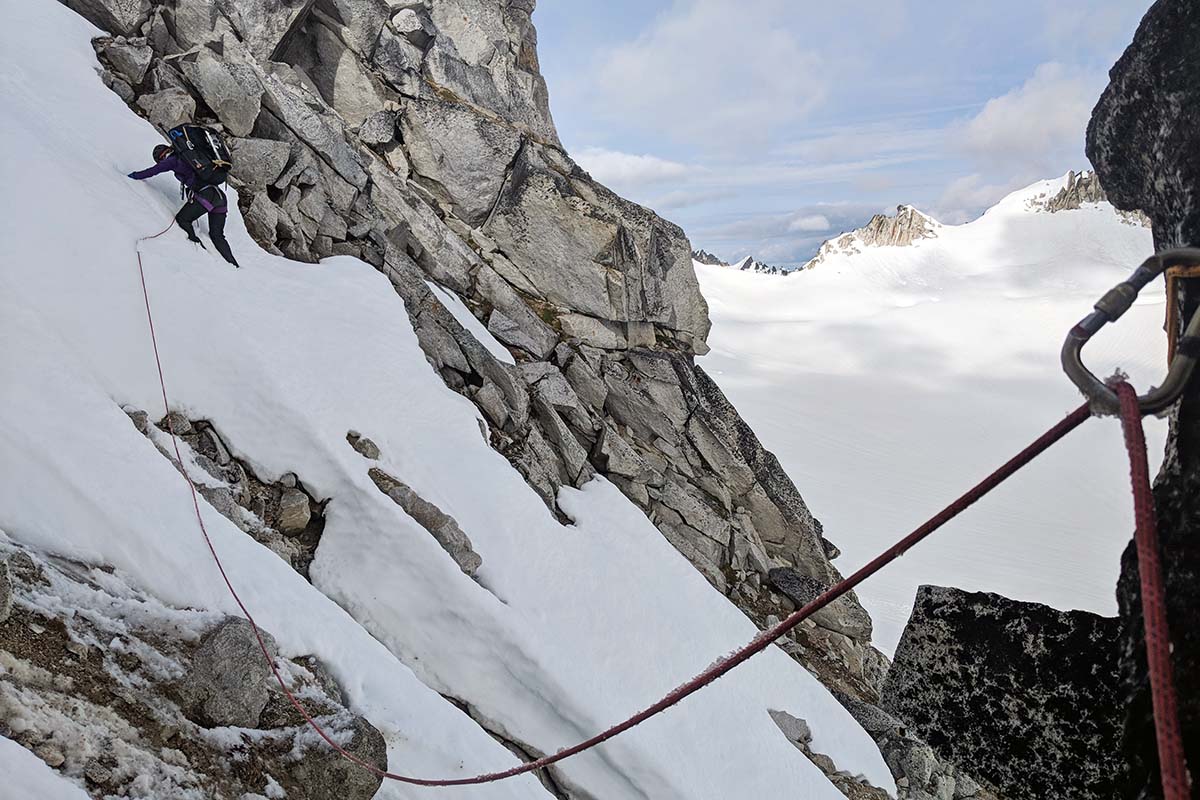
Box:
166 124 232 187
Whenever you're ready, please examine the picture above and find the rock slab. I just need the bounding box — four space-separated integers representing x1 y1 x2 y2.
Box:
880 585 1125 799
175 617 278 728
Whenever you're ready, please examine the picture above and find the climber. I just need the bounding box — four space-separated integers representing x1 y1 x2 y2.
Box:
127 133 239 267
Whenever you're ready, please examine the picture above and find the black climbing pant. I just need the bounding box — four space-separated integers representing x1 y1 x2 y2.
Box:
176 186 239 267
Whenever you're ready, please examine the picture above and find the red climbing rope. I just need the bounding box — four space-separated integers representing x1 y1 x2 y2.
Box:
1115 382 1191 800
135 222 1183 790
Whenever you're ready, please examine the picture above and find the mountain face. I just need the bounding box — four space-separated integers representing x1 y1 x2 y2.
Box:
0 1 906 798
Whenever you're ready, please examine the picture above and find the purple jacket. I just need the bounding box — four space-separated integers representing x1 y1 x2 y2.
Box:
130 154 227 213
130 154 199 188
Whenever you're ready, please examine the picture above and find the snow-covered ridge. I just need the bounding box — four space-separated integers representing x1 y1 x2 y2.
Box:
695 173 1162 660
799 171 1147 273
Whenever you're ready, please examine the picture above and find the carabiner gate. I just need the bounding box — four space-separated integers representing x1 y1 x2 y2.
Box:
1062 247 1200 416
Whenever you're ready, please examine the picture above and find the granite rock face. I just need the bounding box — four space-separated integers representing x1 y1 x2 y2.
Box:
881 585 1125 799
1087 2 1200 796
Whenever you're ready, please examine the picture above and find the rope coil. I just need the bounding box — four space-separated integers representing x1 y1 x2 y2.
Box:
135 227 1191 792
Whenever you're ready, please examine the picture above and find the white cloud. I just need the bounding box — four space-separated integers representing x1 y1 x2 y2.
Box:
932 173 1022 224
574 146 696 187
958 62 1103 175
590 0 824 148
787 214 830 232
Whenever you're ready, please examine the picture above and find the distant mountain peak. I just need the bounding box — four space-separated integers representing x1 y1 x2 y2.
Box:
803 204 940 269
691 248 727 266
732 255 789 275
1026 171 1150 226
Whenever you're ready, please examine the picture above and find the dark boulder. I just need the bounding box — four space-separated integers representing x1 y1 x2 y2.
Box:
880 585 1124 798
1087 2 1200 797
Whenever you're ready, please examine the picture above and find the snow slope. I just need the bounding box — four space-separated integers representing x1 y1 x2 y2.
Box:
697 180 1164 653
0 1 893 797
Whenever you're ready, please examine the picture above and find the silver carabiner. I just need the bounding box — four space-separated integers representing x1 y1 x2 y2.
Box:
1062 247 1200 416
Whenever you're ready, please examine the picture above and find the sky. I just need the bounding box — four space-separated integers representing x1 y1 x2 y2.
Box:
531 0 1149 267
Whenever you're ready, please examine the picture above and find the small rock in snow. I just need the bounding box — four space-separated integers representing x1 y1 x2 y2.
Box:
174 618 278 728
277 488 311 534
160 411 192 436
0 558 11 624
34 743 65 769
346 430 381 459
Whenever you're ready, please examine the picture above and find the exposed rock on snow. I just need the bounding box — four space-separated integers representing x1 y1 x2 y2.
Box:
1028 170 1150 226
0 558 11 624
881 585 1124 799
174 618 279 728
287 715 388 800
369 467 483 576
690 248 727 266
731 255 789 275
277 488 312 534
804 206 938 269
345 430 381 460
1087 2 1200 794
0 541 386 800
131 411 326 576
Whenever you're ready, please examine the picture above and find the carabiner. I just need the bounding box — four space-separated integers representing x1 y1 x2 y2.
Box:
1062 247 1200 416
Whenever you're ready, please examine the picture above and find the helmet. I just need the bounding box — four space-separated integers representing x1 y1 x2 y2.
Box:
153 144 172 162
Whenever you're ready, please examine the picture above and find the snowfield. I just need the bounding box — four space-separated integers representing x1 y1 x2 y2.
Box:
0 1 894 798
697 181 1164 653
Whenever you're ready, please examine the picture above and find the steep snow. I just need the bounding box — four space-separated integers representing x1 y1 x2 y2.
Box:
0 1 893 797
697 177 1163 653
0 735 92 799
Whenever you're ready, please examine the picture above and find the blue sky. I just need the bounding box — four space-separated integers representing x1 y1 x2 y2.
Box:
531 0 1148 267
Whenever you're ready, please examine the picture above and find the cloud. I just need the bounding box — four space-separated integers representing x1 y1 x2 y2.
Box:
957 62 1103 175
590 0 824 149
574 146 696 188
932 173 1023 224
787 214 830 232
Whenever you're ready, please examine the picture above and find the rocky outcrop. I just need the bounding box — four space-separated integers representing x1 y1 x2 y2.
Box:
691 248 727 266
732 256 789 275
0 558 11 624
1030 170 1150 226
0 542 386 800
174 618 279 728
881 585 1125 799
127 409 326 576
804 206 938 268
1086 2 1200 796
369 466 483 576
